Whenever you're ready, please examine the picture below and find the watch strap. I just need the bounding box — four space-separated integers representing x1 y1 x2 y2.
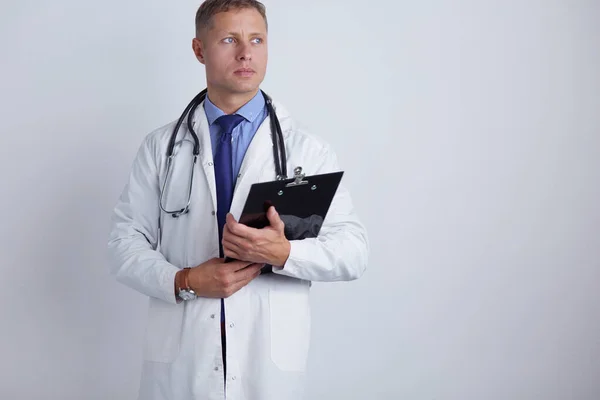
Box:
176 267 194 302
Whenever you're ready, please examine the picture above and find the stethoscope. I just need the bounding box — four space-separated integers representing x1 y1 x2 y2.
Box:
159 88 287 218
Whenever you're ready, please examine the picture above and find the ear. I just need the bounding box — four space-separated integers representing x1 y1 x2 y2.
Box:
192 38 206 65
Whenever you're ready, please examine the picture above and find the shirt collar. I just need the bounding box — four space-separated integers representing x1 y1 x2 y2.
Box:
204 90 266 126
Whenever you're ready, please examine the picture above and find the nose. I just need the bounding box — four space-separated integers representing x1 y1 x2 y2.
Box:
237 42 252 61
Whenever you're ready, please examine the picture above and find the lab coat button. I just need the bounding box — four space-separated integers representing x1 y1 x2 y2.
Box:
211 211 215 216
214 366 219 371
232 376 237 380
208 162 213 167
230 322 235 328
210 314 215 319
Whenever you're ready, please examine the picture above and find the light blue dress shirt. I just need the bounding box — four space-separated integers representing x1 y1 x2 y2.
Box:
203 91 268 182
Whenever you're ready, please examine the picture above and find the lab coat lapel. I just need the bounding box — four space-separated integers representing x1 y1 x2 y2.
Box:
229 116 273 218
191 102 218 213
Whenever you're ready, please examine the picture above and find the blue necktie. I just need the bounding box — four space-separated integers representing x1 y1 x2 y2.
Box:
214 114 245 257
213 113 245 383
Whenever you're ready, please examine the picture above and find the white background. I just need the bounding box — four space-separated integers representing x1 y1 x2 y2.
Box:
1 0 599 399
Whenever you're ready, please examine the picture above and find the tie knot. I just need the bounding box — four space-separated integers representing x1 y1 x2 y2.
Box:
215 114 245 135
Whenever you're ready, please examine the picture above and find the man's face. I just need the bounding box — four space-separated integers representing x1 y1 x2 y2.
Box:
194 8 268 96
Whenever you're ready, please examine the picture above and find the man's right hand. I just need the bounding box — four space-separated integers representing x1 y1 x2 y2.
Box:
185 258 264 298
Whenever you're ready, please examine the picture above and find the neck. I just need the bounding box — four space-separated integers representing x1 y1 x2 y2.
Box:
206 87 259 115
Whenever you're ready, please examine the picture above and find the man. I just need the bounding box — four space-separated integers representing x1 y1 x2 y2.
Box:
107 1 369 399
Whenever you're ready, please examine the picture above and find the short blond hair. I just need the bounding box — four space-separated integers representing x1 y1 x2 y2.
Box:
195 0 268 38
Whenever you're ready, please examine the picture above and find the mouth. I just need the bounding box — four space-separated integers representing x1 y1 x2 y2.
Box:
234 68 255 77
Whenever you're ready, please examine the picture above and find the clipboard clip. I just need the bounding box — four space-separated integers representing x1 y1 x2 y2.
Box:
285 166 308 187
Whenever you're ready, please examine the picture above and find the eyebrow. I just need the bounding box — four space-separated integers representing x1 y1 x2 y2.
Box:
223 31 265 37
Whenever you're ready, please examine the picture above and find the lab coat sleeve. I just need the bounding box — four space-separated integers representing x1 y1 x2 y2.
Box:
107 134 179 305
272 145 369 282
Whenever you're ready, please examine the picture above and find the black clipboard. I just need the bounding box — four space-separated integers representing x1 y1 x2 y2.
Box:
225 167 344 272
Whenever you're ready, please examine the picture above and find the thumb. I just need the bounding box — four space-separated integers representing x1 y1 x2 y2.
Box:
267 206 284 230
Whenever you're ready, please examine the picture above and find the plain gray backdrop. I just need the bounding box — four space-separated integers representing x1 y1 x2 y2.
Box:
1 0 599 399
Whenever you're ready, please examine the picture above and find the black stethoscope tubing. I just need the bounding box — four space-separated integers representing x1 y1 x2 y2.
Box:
167 88 287 178
160 88 287 218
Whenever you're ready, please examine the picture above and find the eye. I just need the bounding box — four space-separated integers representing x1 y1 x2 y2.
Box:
223 37 235 44
251 38 263 44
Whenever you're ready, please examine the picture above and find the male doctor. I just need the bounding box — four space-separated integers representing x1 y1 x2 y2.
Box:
107 0 369 399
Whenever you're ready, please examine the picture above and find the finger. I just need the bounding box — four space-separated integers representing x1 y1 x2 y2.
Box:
222 246 241 262
225 213 242 234
224 214 239 240
233 263 264 284
223 229 247 249
225 259 256 272
222 222 231 238
227 215 259 240
222 237 247 259
267 206 285 231
224 268 261 297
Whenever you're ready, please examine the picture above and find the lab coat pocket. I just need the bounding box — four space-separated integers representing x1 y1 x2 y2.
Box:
269 280 311 372
143 297 184 363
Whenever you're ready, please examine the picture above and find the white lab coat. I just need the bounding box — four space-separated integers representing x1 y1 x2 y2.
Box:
107 97 369 400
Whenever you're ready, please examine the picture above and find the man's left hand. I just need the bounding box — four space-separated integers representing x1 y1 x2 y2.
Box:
222 206 290 267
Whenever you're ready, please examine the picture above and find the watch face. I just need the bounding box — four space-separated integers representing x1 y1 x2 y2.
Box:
179 289 196 301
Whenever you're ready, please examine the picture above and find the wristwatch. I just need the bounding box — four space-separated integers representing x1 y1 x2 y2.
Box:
177 267 197 301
